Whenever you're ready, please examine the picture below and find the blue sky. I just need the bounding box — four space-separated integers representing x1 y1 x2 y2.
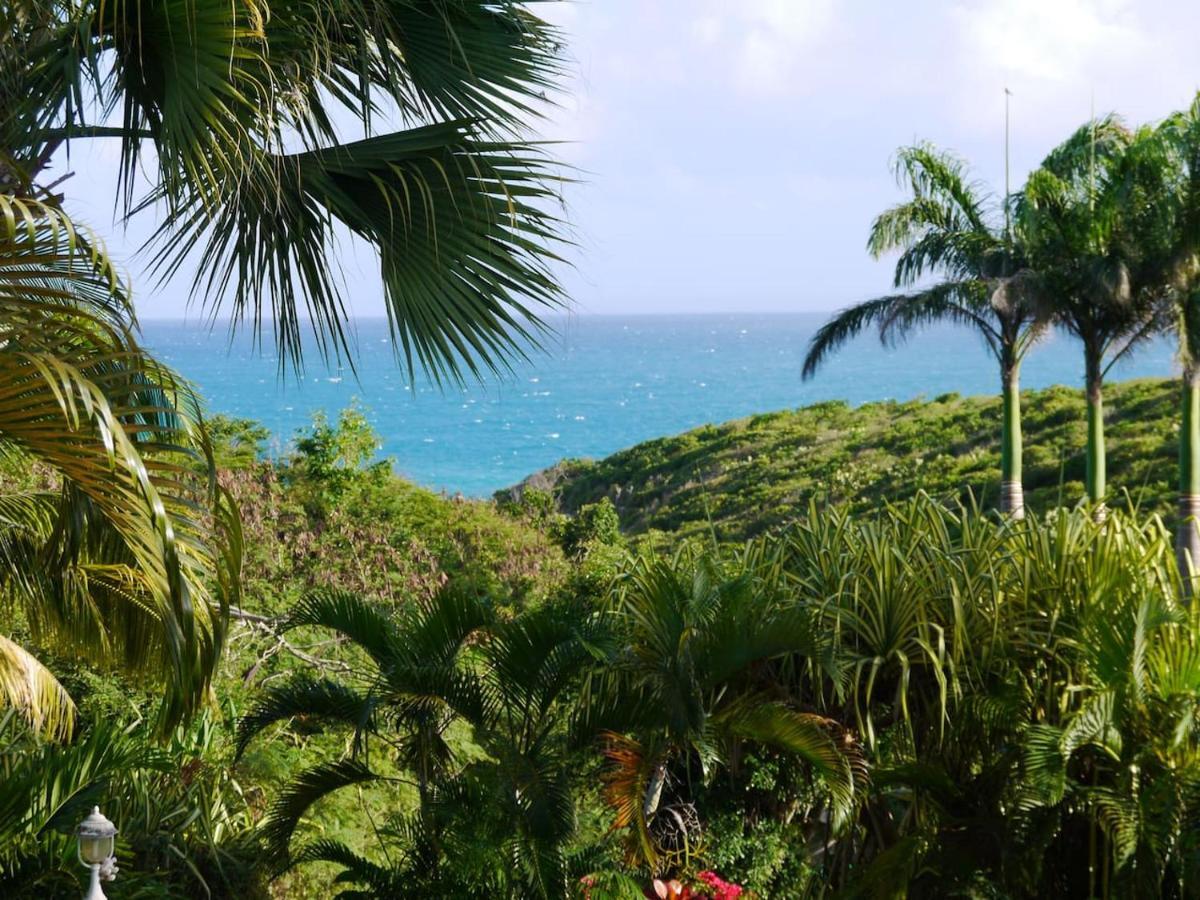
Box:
51 0 1200 318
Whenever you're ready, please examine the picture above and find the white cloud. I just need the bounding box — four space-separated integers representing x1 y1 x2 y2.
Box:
943 0 1172 137
692 0 835 95
952 0 1146 84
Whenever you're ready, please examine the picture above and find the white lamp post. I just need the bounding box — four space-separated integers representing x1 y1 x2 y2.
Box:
75 806 118 900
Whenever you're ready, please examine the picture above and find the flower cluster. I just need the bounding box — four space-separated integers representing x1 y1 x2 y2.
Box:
646 871 744 900
695 870 744 899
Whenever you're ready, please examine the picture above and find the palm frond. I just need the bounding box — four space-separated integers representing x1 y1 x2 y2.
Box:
0 635 76 740
714 699 862 827
148 118 568 381
0 195 235 728
803 285 1000 379
289 838 393 891
282 588 398 668
236 678 375 759
260 758 376 867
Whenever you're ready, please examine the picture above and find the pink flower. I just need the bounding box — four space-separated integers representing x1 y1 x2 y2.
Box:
696 871 744 899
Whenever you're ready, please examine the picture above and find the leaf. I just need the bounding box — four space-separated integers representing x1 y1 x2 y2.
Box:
0 635 76 740
260 758 376 868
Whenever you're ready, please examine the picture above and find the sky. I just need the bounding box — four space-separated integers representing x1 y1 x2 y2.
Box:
50 0 1200 319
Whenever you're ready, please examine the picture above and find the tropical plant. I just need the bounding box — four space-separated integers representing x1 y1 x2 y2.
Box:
0 0 569 843
770 495 1200 897
0 194 240 738
0 0 570 736
581 549 864 874
803 143 1045 517
2 0 569 379
0 706 264 897
1017 116 1167 513
1134 95 1200 580
236 588 608 898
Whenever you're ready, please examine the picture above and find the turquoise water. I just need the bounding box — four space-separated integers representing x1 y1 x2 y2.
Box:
143 315 1178 497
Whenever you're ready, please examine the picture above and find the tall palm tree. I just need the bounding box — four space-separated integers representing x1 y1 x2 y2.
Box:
803 144 1043 518
0 0 569 732
1138 96 1200 582
1016 117 1166 514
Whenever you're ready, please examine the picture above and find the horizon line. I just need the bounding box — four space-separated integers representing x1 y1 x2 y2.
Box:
135 309 848 324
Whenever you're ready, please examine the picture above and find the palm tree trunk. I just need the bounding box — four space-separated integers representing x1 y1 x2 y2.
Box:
999 362 1025 519
1085 358 1106 519
643 760 667 820
1178 363 1200 591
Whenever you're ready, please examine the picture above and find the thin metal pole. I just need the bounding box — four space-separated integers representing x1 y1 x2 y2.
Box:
1090 91 1096 213
1004 86 1012 242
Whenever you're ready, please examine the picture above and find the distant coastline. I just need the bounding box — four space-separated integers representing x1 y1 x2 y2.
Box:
140 315 1178 497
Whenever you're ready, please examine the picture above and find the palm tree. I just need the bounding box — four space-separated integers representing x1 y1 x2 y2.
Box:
0 195 240 738
1016 117 1166 514
580 549 862 872
236 588 602 897
803 144 1044 518
1136 96 1200 582
0 0 569 732
4 0 569 378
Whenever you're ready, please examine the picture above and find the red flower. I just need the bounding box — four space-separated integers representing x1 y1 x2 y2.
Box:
696 871 744 899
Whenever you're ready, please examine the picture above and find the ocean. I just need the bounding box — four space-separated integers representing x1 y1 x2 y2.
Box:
143 314 1179 497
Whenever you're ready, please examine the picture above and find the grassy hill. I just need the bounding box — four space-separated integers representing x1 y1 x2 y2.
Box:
502 377 1181 543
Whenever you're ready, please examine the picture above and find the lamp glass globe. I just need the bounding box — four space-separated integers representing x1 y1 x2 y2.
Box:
79 833 114 865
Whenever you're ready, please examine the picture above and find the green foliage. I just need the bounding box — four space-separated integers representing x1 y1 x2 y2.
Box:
287 404 386 510
533 378 1180 544
0 705 267 898
3 0 571 379
560 498 623 557
0 195 240 738
234 493 1200 898
238 588 616 897
208 415 270 471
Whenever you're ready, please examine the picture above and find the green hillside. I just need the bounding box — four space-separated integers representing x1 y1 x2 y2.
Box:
504 377 1182 542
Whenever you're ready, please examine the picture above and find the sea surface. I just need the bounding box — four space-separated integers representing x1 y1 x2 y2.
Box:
143 314 1179 497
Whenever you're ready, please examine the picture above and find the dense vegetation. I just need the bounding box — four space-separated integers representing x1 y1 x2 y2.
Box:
0 0 577 892
527 377 1179 544
10 0 1200 894
17 422 1200 897
0 409 592 897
